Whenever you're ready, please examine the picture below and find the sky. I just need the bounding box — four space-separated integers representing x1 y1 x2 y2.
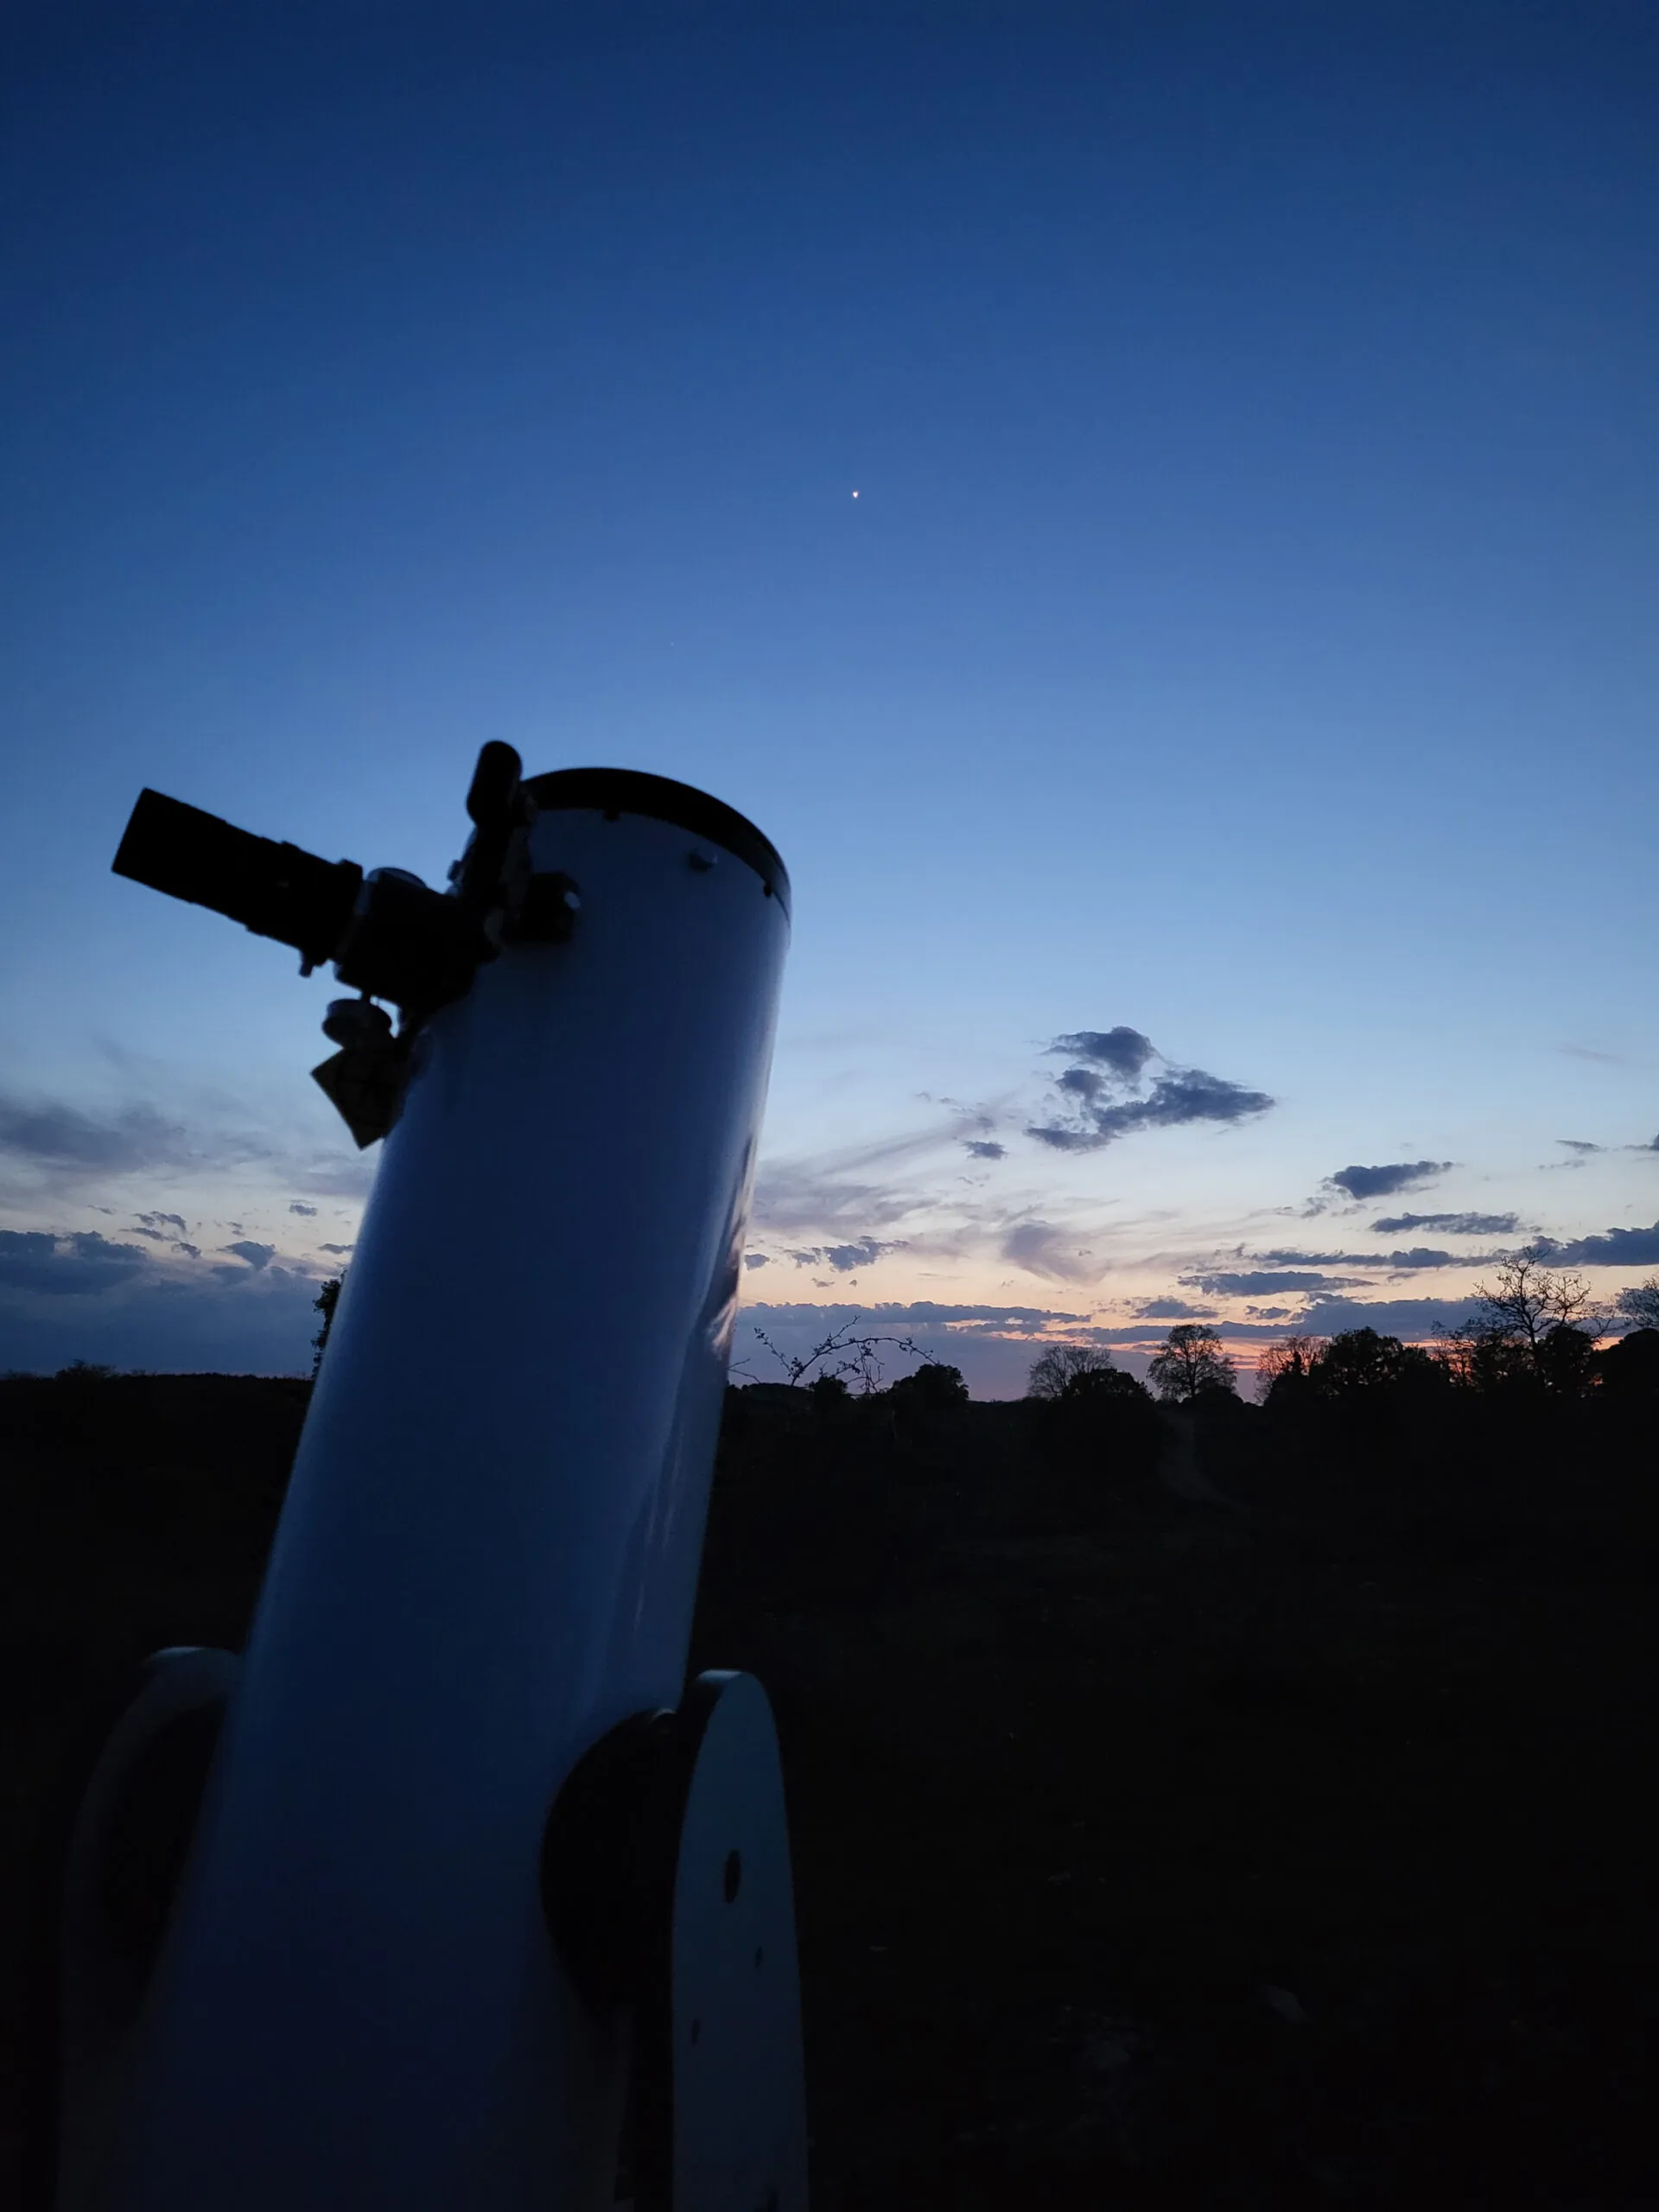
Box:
1 1 1656 1394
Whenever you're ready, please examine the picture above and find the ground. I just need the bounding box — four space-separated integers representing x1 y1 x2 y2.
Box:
3 1371 1656 2204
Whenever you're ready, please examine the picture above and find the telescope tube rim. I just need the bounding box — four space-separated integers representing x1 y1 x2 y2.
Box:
524 768 790 919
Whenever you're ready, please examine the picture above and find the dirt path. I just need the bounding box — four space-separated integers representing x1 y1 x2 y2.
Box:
1157 1408 1230 1503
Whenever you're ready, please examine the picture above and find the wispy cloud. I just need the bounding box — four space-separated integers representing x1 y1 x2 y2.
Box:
999 1220 1100 1283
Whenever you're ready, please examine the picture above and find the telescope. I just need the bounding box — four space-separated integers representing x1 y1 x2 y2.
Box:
41 749 805 2209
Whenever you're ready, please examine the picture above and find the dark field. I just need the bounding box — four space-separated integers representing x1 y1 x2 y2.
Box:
4 1369 1658 2205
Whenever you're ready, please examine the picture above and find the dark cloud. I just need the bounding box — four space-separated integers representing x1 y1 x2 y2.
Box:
744 1299 1084 1332
963 1140 1006 1160
786 1237 904 1274
1057 1067 1105 1101
1251 1246 1476 1272
1326 1161 1452 1201
220 1241 276 1272
289 1201 318 1217
1530 1221 1659 1268
0 1229 149 1297
137 1210 188 1237
1186 1269 1360 1295
1556 1140 1601 1155
1132 1298 1217 1320
743 1253 772 1270
0 1255 321 1374
318 1242 354 1255
1370 1211 1520 1236
1031 1068 1274 1153
1049 1029 1157 1080
1291 1294 1478 1339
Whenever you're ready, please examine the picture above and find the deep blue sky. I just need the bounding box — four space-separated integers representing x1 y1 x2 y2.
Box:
3 3 1656 1389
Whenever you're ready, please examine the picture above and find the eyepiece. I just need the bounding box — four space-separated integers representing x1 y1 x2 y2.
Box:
112 790 364 969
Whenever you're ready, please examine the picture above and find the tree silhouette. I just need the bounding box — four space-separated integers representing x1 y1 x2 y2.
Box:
1255 1335 1326 1402
888 1360 969 1411
1617 1277 1659 1331
747 1313 938 1394
1026 1344 1115 1399
1452 1251 1607 1390
1147 1324 1236 1404
312 1275 342 1376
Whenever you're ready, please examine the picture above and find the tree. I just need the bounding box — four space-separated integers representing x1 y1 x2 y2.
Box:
1455 1251 1608 1391
888 1361 969 1412
1147 1324 1236 1404
1058 1365 1149 1406
312 1276 343 1376
747 1313 938 1394
1617 1278 1659 1332
1026 1344 1115 1399
1255 1335 1326 1403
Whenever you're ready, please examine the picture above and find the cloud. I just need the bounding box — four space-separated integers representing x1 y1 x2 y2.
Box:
1185 1269 1361 1295
0 1251 322 1374
1326 1161 1452 1201
1049 1028 1157 1080
753 1128 946 1239
1556 1140 1601 1155
963 1140 1006 1160
1249 1246 1478 1272
318 1242 354 1255
744 1298 1086 1333
0 1094 194 1177
1029 1028 1273 1154
219 1240 276 1271
1031 1068 1274 1154
136 1210 189 1237
1131 1298 1217 1319
786 1237 905 1274
0 1088 378 1218
743 1253 772 1270
289 1201 318 1217
0 1229 149 1297
1530 1221 1659 1268
1000 1221 1100 1283
1056 1067 1105 1101
1370 1211 1520 1236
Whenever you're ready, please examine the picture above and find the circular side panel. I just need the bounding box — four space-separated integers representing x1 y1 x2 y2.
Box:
671 1675 808 2212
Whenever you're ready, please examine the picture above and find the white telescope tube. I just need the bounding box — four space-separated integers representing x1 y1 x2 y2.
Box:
104 773 790 2210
